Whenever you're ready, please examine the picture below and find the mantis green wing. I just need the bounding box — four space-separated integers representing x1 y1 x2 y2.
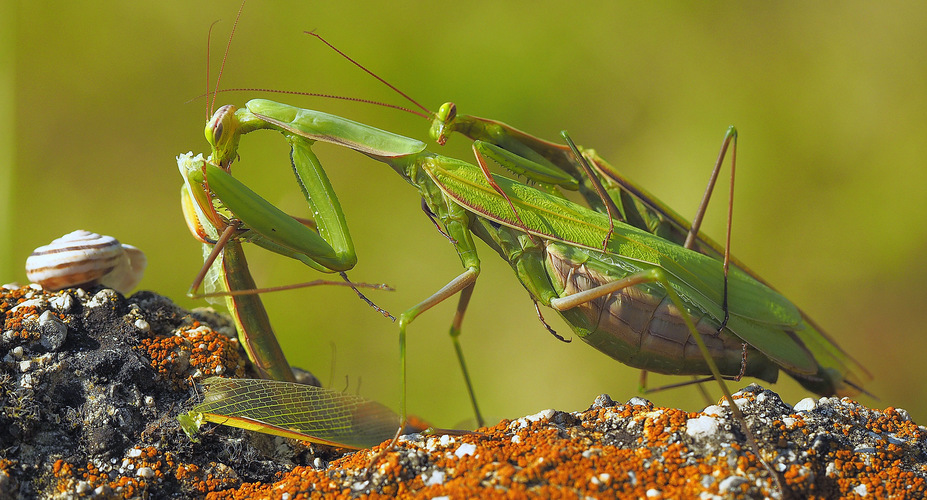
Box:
422 154 825 376
430 108 871 394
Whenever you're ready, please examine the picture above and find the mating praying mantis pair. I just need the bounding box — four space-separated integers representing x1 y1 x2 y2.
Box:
175 18 871 482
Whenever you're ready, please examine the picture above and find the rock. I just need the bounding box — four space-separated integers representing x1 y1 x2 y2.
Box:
1 284 925 499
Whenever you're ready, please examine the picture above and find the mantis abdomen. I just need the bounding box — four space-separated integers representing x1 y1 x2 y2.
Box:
545 242 780 383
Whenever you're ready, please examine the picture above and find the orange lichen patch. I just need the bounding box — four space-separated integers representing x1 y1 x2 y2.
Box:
193 391 927 499
168 454 242 494
0 287 66 342
136 323 245 388
0 285 34 312
204 402 775 499
51 447 171 498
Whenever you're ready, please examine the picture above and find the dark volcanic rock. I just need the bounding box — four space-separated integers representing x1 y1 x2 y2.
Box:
0 285 340 498
1 284 925 499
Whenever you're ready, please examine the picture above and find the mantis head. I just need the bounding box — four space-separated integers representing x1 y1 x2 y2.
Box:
429 102 458 146
205 105 243 168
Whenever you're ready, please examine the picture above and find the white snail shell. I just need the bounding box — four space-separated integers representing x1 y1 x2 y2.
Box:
25 230 147 294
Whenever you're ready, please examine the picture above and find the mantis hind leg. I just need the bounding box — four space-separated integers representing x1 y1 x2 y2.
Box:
448 283 485 427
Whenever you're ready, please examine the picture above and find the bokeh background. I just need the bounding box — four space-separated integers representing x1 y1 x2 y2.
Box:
5 2 925 429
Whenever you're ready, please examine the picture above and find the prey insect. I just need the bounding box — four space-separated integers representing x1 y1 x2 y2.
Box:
179 5 398 381
178 377 401 450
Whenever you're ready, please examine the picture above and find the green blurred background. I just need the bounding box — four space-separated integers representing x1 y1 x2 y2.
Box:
5 1 926 428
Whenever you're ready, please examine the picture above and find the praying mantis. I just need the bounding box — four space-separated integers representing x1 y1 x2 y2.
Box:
196 99 870 436
303 33 871 401
175 11 869 470
176 151 403 447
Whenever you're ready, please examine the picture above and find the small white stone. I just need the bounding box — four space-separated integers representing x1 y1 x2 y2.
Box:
628 397 650 406
49 294 75 313
454 443 477 458
794 398 817 412
702 405 724 417
134 318 150 333
136 467 155 479
76 481 92 494
127 448 143 458
10 298 44 313
423 470 445 486
854 483 868 496
12 346 23 359
19 360 32 372
38 310 67 351
646 488 661 497
686 416 720 440
524 409 556 423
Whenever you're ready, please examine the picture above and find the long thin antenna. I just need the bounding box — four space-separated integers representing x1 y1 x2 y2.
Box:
205 20 221 119
210 0 247 116
305 31 433 117
199 88 429 119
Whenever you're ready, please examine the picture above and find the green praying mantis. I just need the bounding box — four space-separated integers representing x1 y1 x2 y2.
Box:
304 32 871 401
192 97 870 435
175 15 870 475
176 150 405 447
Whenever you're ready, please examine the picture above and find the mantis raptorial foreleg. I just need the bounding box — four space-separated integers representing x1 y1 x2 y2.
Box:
178 150 393 381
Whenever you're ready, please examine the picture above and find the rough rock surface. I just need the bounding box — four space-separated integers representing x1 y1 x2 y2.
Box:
1 284 924 499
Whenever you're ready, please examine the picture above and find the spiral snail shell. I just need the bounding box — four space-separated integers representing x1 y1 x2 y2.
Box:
25 230 147 294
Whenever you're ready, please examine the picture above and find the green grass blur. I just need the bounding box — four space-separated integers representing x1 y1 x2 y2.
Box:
8 1 927 428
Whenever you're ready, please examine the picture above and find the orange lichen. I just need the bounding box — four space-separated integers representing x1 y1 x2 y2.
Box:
136 324 245 388
49 447 185 498
0 287 67 342
189 394 927 499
